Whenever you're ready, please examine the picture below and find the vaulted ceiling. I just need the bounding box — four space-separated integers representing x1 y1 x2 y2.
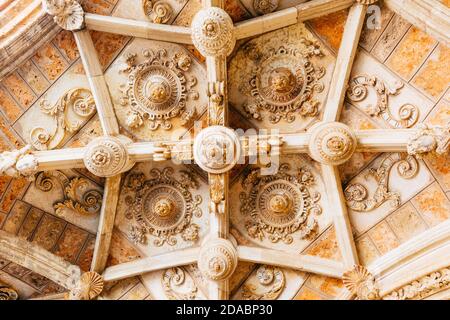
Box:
0 0 449 300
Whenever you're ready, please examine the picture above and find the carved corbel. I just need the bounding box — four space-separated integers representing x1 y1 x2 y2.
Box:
343 265 380 300
0 145 39 180
42 0 85 31
407 123 450 159
66 271 104 300
0 283 19 300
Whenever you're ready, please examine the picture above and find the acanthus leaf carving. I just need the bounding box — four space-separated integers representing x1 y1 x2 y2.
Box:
241 43 325 124
42 0 85 31
407 123 450 159
241 265 285 300
31 88 96 150
142 0 173 24
344 153 418 212
54 177 103 216
347 75 419 128
240 163 322 244
162 267 199 300
120 49 198 131
124 168 202 247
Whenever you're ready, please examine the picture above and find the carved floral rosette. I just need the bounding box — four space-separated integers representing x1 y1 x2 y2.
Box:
197 238 238 281
347 75 419 128
241 265 285 300
344 153 418 212
343 265 380 300
191 7 235 57
124 168 202 246
239 163 322 244
31 88 96 150
241 43 325 124
162 267 199 300
120 49 199 131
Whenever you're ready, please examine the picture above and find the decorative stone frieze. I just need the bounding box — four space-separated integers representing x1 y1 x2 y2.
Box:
191 7 235 57
383 267 450 300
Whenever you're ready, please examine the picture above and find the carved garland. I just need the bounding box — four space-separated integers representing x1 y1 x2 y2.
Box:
344 153 418 212
347 75 419 128
383 267 450 300
31 88 96 150
242 265 285 300
124 168 202 247
240 163 322 244
120 49 198 130
162 267 199 300
242 43 325 124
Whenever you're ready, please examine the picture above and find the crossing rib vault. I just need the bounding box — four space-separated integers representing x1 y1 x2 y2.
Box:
0 0 449 300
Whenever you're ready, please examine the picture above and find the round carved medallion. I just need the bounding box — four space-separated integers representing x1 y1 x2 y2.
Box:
193 126 241 174
308 122 357 165
198 238 238 281
257 180 305 227
242 45 325 123
121 49 198 131
240 164 322 244
126 168 202 246
83 136 133 177
191 7 235 57
253 0 279 15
